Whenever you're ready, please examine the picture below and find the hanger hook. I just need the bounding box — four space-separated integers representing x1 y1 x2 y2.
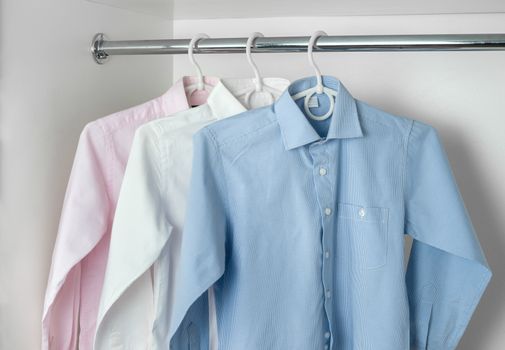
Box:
308 31 327 94
188 33 209 91
246 32 264 92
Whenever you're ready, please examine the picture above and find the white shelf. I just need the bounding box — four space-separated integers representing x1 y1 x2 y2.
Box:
87 0 505 20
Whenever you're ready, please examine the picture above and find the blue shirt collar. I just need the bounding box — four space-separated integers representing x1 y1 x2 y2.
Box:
274 76 363 150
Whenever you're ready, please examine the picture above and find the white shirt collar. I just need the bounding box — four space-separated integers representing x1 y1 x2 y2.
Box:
207 77 290 120
206 79 248 120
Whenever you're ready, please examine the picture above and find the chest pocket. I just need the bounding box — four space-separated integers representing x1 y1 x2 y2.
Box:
337 203 389 269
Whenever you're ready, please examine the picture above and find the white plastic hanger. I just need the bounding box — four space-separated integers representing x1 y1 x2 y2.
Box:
291 31 337 121
185 33 214 102
243 32 275 108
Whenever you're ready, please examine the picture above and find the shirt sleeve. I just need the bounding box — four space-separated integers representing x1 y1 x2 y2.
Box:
404 121 492 350
42 123 110 350
169 127 228 340
94 125 171 349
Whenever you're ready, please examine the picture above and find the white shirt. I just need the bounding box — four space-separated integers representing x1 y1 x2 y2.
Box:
94 77 289 350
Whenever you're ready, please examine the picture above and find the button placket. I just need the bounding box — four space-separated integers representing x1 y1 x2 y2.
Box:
324 331 331 347
309 142 335 348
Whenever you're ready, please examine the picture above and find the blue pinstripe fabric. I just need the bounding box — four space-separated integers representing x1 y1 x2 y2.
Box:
171 76 491 350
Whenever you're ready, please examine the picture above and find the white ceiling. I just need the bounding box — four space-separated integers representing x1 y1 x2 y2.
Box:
87 0 505 19
86 0 173 18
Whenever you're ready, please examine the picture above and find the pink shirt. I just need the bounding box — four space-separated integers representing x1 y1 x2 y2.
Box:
42 76 218 350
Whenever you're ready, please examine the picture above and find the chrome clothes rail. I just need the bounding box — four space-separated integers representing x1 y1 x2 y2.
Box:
90 33 505 64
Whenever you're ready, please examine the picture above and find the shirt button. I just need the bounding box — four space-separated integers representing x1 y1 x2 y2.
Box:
324 332 331 339
319 167 327 176
358 207 366 218
325 289 331 298
325 251 330 259
324 208 332 216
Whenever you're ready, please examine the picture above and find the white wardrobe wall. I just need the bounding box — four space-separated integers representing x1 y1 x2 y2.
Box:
0 1 173 349
174 14 505 350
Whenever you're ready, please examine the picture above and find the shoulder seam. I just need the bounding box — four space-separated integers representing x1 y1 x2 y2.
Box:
402 119 416 233
205 127 231 217
356 100 413 131
146 125 167 198
95 121 114 212
360 114 394 129
212 118 277 148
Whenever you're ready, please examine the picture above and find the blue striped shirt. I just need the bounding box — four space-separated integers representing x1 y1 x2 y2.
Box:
172 76 491 350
